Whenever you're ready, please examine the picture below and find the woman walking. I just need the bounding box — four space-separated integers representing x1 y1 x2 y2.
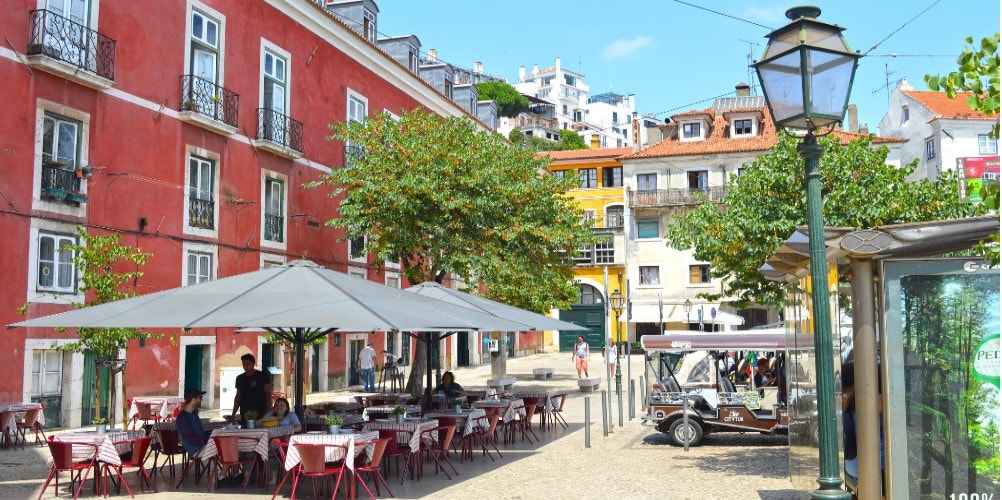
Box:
572 336 590 378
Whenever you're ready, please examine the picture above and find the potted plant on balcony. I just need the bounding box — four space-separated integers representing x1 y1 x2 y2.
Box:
92 416 109 433
392 405 407 423
325 414 343 434
243 410 259 429
66 191 87 204
182 98 198 111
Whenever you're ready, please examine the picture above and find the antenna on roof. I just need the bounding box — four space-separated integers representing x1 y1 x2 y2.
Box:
738 39 759 96
870 63 897 105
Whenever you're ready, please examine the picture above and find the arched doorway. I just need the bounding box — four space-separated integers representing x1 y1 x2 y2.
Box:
558 283 606 352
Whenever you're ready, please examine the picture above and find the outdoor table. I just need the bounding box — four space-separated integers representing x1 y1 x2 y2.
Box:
361 405 421 421
0 402 45 441
303 414 364 431
54 429 146 467
308 401 363 415
284 431 378 471
128 396 184 423
423 408 487 437
513 391 564 428
362 418 436 453
473 398 524 423
149 419 229 447
198 425 296 463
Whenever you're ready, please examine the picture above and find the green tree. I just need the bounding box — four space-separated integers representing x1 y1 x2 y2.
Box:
476 81 529 118
314 108 595 395
664 135 984 306
559 129 588 150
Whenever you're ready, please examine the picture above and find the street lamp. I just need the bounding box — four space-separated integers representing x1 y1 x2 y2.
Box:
682 299 692 330
608 290 624 397
753 6 859 500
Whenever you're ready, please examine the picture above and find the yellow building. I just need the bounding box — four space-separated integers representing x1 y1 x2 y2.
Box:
543 147 632 352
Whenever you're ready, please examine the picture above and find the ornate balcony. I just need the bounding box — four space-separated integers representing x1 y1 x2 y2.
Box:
264 213 284 243
254 108 303 159
627 186 727 208
178 75 239 134
345 144 365 167
188 197 214 230
26 9 116 89
41 163 85 205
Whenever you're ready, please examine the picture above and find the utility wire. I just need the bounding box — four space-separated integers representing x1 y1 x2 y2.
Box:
672 0 773 30
863 0 942 55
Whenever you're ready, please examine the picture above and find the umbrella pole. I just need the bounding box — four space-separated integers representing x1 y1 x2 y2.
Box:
294 328 306 422
424 332 433 411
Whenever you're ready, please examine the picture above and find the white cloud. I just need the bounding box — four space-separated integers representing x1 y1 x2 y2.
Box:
602 36 654 61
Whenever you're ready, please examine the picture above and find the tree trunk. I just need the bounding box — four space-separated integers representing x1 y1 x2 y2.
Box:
406 335 426 399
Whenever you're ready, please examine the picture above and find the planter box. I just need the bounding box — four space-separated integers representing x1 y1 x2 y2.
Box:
66 192 88 203
42 187 68 200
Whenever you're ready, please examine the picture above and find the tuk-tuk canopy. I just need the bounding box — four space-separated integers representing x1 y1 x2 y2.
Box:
640 329 812 352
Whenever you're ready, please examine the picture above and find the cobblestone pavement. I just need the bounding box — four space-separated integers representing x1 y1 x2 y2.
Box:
4 350 810 499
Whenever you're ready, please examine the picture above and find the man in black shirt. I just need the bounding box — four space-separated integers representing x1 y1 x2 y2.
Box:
230 353 272 426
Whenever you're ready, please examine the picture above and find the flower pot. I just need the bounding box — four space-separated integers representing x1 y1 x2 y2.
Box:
454 405 463 414
395 414 405 424
96 424 107 433
328 425 340 434
246 419 257 429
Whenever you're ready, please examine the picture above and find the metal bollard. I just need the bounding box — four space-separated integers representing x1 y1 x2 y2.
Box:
629 379 635 420
601 390 609 436
584 397 591 448
617 383 624 427
639 375 646 410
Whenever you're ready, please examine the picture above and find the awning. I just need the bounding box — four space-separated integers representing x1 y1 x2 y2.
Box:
620 303 745 326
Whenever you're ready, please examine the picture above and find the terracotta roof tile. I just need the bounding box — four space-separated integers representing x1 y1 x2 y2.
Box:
830 130 907 145
623 108 778 159
903 90 999 120
671 108 714 120
542 147 634 161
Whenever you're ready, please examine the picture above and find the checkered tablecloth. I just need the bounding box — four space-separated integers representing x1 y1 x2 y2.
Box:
303 414 365 429
0 403 45 436
128 396 184 422
198 425 295 463
362 419 437 453
54 429 146 467
308 401 363 415
149 419 229 447
423 409 487 436
513 392 563 413
361 405 421 421
285 431 378 471
473 398 524 423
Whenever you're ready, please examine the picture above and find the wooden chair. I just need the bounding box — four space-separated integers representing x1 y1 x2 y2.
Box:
354 438 393 498
38 438 98 500
104 435 157 496
207 435 260 492
417 424 458 480
291 442 349 499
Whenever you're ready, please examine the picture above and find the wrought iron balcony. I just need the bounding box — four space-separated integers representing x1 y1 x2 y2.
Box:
180 75 239 129
41 163 84 204
264 213 284 242
188 197 214 230
345 144 365 167
27 9 116 82
256 108 303 155
627 186 727 208
603 212 625 229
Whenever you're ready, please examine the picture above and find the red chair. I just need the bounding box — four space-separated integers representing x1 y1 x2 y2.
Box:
378 428 416 483
207 435 260 492
174 433 207 489
417 424 458 480
467 413 502 462
0 411 14 449
291 442 349 499
104 435 157 496
131 402 161 430
16 408 45 447
506 402 538 445
354 438 393 498
550 394 569 429
269 438 295 500
151 429 185 478
37 438 98 500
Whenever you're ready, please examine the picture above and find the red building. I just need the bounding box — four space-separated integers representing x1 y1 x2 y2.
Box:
0 0 485 427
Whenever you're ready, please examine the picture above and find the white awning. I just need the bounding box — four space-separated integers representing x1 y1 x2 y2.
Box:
620 303 745 326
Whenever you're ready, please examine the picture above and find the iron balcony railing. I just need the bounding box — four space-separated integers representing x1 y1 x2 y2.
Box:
603 212 625 228
180 75 239 128
257 108 303 154
188 197 214 230
27 9 116 81
345 144 365 167
264 213 284 242
627 186 727 208
41 164 81 201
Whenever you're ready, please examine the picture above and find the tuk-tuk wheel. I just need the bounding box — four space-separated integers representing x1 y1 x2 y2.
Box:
668 418 703 447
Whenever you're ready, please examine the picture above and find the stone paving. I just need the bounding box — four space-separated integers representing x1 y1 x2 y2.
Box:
4 350 810 499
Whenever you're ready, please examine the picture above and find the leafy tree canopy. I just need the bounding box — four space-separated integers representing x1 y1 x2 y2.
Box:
315 107 595 313
559 129 588 150
664 135 985 306
926 33 1000 138
476 81 529 118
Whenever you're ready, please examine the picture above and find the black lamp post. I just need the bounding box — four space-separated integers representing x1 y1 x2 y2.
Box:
682 299 692 330
609 290 624 397
753 6 859 500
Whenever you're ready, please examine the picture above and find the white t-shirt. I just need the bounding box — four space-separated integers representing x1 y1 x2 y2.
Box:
606 345 617 364
359 345 376 369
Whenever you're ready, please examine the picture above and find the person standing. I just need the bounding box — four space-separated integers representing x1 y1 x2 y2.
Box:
230 353 272 426
358 342 377 392
572 336 590 378
604 339 617 378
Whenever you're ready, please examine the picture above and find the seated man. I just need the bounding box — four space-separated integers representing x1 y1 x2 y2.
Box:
176 389 241 487
753 358 775 396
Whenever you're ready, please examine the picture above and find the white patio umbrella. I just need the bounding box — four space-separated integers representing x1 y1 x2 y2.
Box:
404 282 587 331
8 260 535 417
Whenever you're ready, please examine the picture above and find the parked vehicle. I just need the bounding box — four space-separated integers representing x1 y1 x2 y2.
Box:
641 330 816 447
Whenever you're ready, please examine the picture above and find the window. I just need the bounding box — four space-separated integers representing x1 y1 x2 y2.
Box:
637 172 657 191
900 105 909 125
579 168 597 188
605 205 624 227
349 236 365 259
733 119 753 136
682 122 700 139
37 232 76 293
553 170 568 179
362 8 376 43
190 10 219 85
264 178 284 243
187 155 215 230
407 47 418 72
385 275 399 288
689 264 711 284
581 210 595 226
687 170 708 190
925 138 936 159
40 0 91 68
637 219 659 239
572 244 592 265
186 251 213 285
594 240 614 264
444 79 452 99
575 284 603 305
979 134 998 155
639 266 660 285
348 94 366 124
263 48 287 115
40 113 82 200
31 350 63 397
602 167 622 187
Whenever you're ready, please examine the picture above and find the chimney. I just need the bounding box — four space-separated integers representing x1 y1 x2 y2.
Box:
859 124 869 135
846 104 858 133
519 65 526 80
590 134 600 149
428 48 437 63
532 64 539 75
897 78 912 91
645 126 663 146
474 60 483 74
555 57 561 71
735 82 751 97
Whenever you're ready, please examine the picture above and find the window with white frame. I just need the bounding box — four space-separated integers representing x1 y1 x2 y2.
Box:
687 170 708 190
639 266 660 285
362 8 376 43
979 134 998 155
637 173 657 191
580 210 595 226
190 10 220 85
682 122 701 139
605 205 624 228
579 168 597 188
40 113 83 200
37 232 76 293
263 177 285 243
31 349 63 397
602 166 622 187
347 92 367 161
594 240 614 264
186 251 213 285
925 138 936 159
689 264 711 284
263 48 287 116
187 155 215 230
385 275 399 288
733 118 753 136
900 105 909 125
637 218 659 239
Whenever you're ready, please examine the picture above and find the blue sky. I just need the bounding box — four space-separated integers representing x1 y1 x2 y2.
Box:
377 1 1000 133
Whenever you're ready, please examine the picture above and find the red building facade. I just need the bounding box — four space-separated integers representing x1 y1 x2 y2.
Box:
0 0 478 427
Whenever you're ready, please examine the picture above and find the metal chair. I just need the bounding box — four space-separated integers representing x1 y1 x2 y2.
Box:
38 438 98 500
174 433 207 489
269 437 295 500
549 394 569 429
104 435 157 496
417 424 458 480
131 402 161 430
354 438 393 498
150 428 185 478
378 428 416 483
16 408 46 447
291 442 349 499
207 435 260 492
467 413 502 462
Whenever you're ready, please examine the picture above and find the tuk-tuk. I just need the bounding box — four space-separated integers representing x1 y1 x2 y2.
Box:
641 329 814 446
